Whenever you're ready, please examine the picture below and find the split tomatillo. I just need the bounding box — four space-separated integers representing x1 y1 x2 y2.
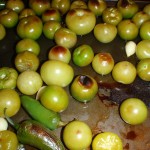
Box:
0 67 18 89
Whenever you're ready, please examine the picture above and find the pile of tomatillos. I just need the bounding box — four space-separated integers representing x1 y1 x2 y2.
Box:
0 0 150 150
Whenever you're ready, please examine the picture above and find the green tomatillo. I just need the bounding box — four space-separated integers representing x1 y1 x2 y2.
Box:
117 0 139 19
0 67 18 89
70 75 98 103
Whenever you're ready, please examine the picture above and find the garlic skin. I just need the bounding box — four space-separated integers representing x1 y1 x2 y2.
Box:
125 41 137 57
0 117 8 131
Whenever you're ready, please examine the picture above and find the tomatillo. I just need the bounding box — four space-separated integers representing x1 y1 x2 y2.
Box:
0 67 18 89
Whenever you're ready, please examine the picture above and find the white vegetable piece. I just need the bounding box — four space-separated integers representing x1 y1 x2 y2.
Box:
0 117 8 131
125 41 137 57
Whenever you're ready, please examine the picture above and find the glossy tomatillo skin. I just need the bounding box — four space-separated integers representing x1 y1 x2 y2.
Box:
117 19 138 40
136 40 150 60
0 8 18 28
54 27 77 49
39 85 69 112
70 0 87 9
94 23 117 43
102 7 122 26
40 60 74 87
73 44 94 67
0 67 18 89
51 0 70 15
43 20 61 40
0 130 18 150
112 61 137 84
120 98 148 125
70 75 98 103
6 0 25 13
92 132 123 150
19 8 36 20
65 8 96 35
140 20 150 40
137 58 150 81
17 15 43 40
117 0 139 19
132 11 150 28
16 38 40 55
29 0 50 16
63 120 92 150
14 51 40 72
17 70 43 95
0 89 21 117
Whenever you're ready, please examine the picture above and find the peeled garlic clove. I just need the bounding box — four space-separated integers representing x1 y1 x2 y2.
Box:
0 117 8 131
125 41 136 57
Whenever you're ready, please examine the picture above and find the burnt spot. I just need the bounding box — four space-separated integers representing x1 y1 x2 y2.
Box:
78 75 93 88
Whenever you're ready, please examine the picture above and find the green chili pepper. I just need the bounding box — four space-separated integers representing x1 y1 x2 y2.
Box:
5 114 66 150
20 95 65 130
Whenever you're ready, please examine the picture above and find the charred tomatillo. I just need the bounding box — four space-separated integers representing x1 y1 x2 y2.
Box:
0 67 18 89
88 0 107 17
117 0 139 19
41 8 62 23
70 75 98 103
92 52 114 75
48 45 71 63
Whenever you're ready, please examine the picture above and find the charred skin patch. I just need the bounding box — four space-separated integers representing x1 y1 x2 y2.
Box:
78 75 94 88
51 45 68 56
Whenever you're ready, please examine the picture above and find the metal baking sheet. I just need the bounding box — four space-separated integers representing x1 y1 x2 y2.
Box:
0 1 150 150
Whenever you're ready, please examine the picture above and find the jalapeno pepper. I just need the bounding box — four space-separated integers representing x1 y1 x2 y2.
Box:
5 113 66 150
20 95 65 130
